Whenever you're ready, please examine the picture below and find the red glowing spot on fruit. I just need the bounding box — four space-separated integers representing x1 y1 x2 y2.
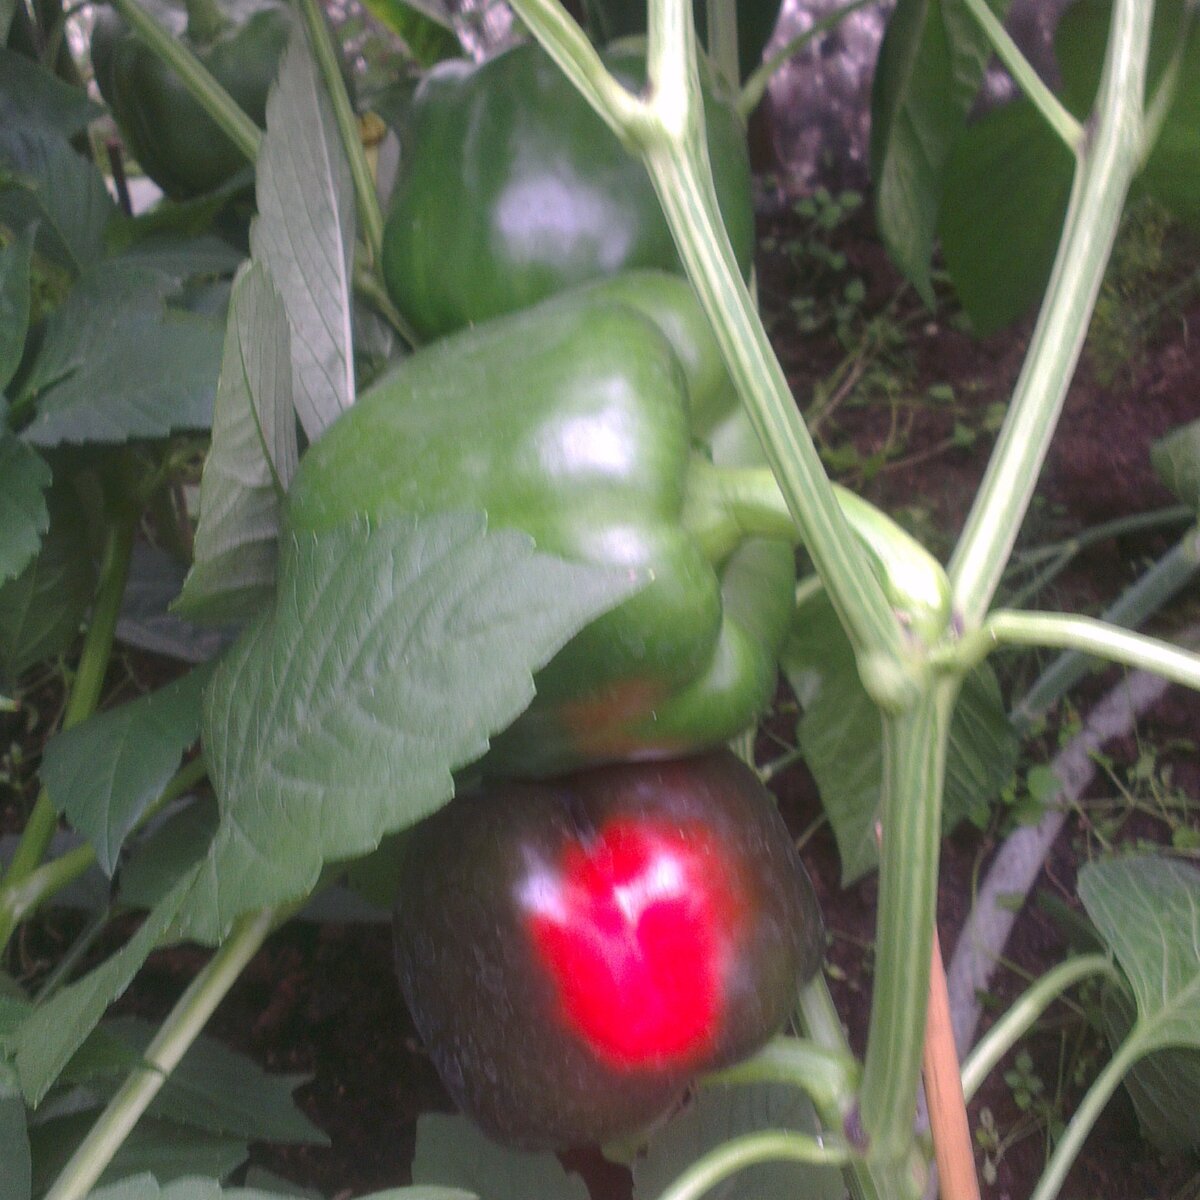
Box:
520 818 745 1069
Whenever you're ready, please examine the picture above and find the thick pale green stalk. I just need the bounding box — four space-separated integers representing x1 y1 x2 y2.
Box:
948 0 1152 625
959 0 1082 150
859 683 956 1160
960 955 1121 1103
43 906 280 1200
1029 1025 1154 1200
108 0 261 161
0 511 137 956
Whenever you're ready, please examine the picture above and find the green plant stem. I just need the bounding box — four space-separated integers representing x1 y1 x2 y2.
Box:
704 1035 860 1129
1028 1024 1153 1200
948 0 1152 625
860 684 956 1163
296 0 383 265
1011 525 1200 728
1141 1 1197 166
0 512 137 954
43 905 281 1200
107 0 261 161
655 1130 852 1200
959 0 1082 151
704 0 738 86
507 0 910 712
959 954 1121 1103
737 0 875 120
958 609 1200 693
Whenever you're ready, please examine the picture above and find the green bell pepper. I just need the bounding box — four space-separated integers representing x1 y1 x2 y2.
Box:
286 275 795 776
380 41 756 342
91 0 291 199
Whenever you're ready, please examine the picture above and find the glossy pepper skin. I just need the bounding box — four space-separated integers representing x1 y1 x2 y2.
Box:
285 278 795 777
91 0 291 199
392 751 825 1149
380 41 755 341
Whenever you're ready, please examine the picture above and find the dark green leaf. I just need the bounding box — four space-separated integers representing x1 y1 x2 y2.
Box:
0 225 35 393
177 515 642 943
412 1113 584 1200
633 1085 842 1200
13 874 192 1104
118 796 219 912
250 29 354 441
358 0 459 65
0 128 114 274
870 0 1012 302
15 265 222 446
175 261 296 623
1150 418 1200 511
89 1177 476 1200
0 1084 31 1200
0 433 50 588
782 591 1017 882
938 99 1073 334
0 46 102 139
41 664 212 875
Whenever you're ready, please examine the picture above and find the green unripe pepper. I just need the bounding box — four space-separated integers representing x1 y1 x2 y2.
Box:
380 41 756 341
286 279 794 777
91 0 291 199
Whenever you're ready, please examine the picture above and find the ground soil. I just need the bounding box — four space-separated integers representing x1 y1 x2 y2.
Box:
4 190 1200 1199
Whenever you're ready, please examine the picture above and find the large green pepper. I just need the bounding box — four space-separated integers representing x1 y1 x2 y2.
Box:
380 41 756 342
91 0 291 199
286 275 795 777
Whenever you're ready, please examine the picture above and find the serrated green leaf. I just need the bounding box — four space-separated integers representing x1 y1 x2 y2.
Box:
938 99 1074 334
0 434 50 588
16 265 223 446
870 0 1012 302
0 225 35 393
41 664 212 875
178 514 641 943
782 591 1017 882
29 1115 248 1194
118 797 219 912
0 1084 31 1200
0 478 94 682
0 46 100 139
175 261 296 623
13 873 192 1104
1150 419 1200 511
249 28 354 441
1078 855 1200 1054
412 1113 584 1200
633 1085 842 1200
0 128 115 274
1103 984 1200 1153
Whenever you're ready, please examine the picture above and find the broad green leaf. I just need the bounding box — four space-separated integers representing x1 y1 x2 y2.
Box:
0 479 95 682
782 591 1017 882
0 46 102 140
412 1113 585 1200
1057 0 1200 227
0 128 114 274
250 29 354 441
0 1084 31 1200
1103 984 1200 1153
870 0 1012 303
12 873 192 1104
29 1115 247 1194
1078 855 1200 1053
16 265 223 446
633 1085 842 1200
177 515 641 943
71 1017 326 1145
0 434 50 588
0 225 34 393
118 797 219 912
41 664 212 875
175 261 296 623
1150 418 1200 511
938 99 1074 334
358 0 460 65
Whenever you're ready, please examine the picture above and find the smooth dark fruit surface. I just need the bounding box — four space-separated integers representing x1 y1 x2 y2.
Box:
392 752 824 1149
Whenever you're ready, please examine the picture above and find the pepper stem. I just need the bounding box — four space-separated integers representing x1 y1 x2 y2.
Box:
183 0 228 43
